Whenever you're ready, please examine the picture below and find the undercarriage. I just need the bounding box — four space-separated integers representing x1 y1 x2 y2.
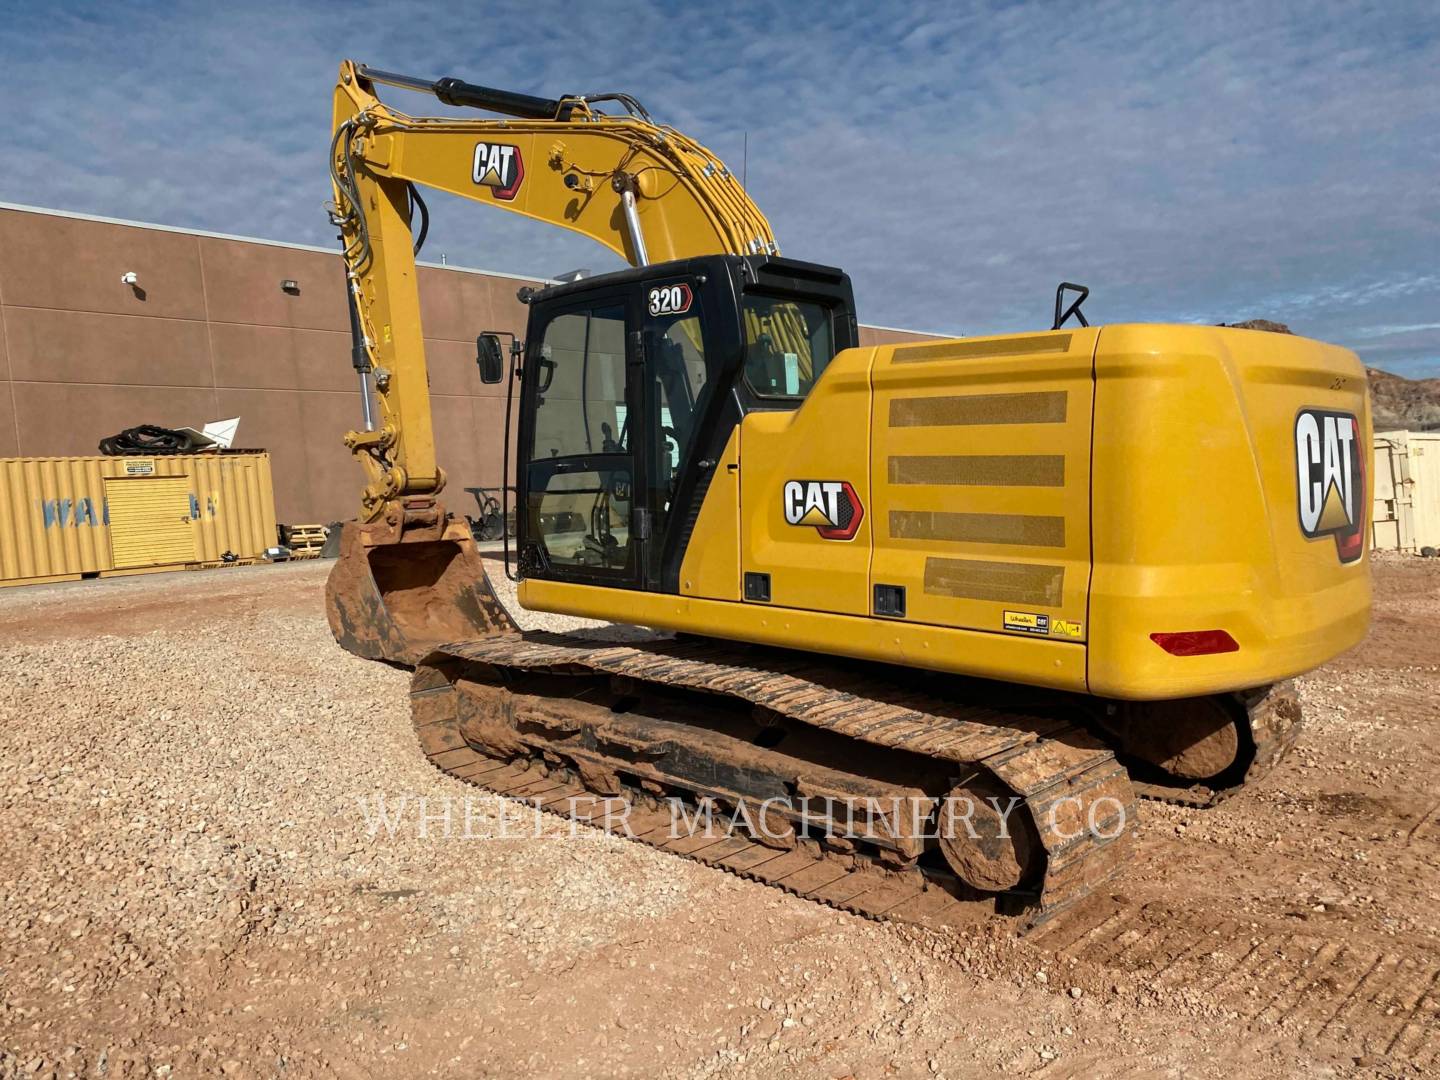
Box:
330 528 1306 928
414 633 1143 929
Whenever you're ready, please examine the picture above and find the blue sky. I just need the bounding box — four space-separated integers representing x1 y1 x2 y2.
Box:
4 1 1438 375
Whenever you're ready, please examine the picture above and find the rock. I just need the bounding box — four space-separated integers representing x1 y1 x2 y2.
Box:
1221 319 1291 334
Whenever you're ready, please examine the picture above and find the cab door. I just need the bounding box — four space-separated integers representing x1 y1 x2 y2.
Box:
519 292 646 587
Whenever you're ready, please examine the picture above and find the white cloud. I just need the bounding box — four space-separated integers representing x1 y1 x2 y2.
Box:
3 0 1437 373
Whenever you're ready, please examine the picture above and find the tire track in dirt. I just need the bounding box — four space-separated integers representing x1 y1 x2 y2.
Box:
1038 899 1440 1068
1405 797 1440 846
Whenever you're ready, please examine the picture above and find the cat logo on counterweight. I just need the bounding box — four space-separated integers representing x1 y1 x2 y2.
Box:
1295 408 1364 564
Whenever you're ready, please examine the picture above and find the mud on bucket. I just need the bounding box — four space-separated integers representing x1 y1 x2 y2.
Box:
325 520 516 667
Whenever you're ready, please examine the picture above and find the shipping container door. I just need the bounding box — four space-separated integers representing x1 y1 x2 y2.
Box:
104 476 197 569
1414 435 1440 550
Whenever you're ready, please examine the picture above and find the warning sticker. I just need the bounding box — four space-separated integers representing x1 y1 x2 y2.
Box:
123 460 155 476
1003 611 1050 635
1051 619 1083 639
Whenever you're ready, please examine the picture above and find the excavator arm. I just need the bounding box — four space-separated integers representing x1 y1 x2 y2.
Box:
325 59 775 662
329 60 775 521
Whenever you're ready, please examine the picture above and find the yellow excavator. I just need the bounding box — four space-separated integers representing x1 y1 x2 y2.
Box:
324 61 1371 927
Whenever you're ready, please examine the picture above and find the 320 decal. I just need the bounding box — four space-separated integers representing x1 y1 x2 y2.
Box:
647 283 693 317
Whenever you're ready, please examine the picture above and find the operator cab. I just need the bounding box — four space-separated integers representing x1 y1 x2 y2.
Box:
507 254 858 592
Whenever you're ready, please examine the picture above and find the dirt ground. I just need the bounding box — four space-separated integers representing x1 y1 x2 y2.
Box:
1 554 1437 1079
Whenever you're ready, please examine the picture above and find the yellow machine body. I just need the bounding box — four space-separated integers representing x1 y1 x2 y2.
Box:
521 323 1371 700
321 60 1370 921
323 56 1369 704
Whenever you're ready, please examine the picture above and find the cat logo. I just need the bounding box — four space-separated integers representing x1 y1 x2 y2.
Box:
471 141 524 200
783 480 864 541
1295 408 1364 564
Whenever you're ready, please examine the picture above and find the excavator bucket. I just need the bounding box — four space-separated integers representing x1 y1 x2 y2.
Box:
325 514 516 667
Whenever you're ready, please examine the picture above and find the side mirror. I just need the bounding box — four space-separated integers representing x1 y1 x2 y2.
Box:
476 333 505 384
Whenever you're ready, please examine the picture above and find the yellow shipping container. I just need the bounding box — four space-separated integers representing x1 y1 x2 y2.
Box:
0 452 278 587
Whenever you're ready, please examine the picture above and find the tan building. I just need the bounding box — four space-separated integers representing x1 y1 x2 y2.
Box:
0 203 938 525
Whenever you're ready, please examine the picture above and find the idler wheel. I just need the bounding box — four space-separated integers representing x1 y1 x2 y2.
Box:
1108 696 1243 781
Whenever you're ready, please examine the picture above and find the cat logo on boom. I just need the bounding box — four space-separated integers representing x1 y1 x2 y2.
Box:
471 142 524 200
1295 408 1364 564
783 480 864 541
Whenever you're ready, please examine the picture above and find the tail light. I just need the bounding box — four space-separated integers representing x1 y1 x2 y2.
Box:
1150 630 1239 656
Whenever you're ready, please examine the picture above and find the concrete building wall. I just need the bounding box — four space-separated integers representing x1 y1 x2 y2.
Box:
0 204 944 525
0 204 539 525
857 324 945 348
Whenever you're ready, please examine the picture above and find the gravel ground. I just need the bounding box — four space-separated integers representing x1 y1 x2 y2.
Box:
1 555 1438 1078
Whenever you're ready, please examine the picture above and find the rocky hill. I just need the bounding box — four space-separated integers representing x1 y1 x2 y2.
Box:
1221 322 1439 432
1366 367 1440 432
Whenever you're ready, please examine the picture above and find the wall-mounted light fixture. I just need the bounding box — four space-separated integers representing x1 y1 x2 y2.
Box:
281 279 300 295
120 271 139 285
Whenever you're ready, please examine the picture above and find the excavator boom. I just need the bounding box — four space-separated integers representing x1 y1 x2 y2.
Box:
325 60 775 663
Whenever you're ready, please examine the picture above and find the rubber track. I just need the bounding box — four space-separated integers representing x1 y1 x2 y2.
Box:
412 633 1137 929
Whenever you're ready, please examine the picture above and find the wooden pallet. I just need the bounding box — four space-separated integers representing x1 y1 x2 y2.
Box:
285 524 329 560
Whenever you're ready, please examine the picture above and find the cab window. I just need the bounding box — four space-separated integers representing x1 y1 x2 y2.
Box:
529 306 628 458
649 311 709 477
742 295 836 399
526 305 633 574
